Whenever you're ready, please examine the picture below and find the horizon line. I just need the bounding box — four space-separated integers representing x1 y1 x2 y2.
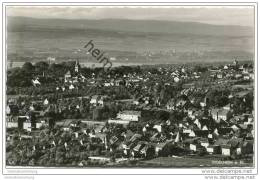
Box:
7 15 254 28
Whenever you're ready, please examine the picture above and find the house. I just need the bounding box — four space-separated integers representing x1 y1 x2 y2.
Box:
6 105 19 116
221 145 232 156
117 111 141 122
129 134 142 143
199 138 209 148
133 100 140 105
36 121 45 129
88 157 110 163
122 130 134 141
223 65 229 70
174 132 182 143
176 98 188 108
80 74 86 82
69 84 75 90
7 121 18 128
189 143 201 152
153 125 162 133
166 99 175 110
211 108 232 123
174 76 180 83
187 108 196 118
90 95 107 107
217 73 223 79
189 130 196 137
32 78 41 87
114 80 122 86
23 121 32 132
97 96 105 106
90 95 99 105
71 76 78 83
6 105 10 115
104 82 112 87
223 104 232 110
249 73 254 79
109 136 119 148
220 138 244 156
131 143 146 158
43 98 49 105
155 142 168 155
235 74 242 79
194 119 202 129
243 75 250 80
64 71 72 82
183 128 192 135
231 124 240 131
244 114 254 125
202 125 208 131
183 137 199 149
200 101 207 108
206 145 221 154
108 118 130 126
17 116 29 130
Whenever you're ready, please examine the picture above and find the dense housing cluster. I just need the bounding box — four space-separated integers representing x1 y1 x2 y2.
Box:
6 59 254 167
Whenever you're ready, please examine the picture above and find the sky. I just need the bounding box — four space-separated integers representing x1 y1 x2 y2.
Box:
7 6 254 27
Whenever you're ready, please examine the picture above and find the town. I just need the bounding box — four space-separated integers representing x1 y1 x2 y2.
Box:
6 58 254 167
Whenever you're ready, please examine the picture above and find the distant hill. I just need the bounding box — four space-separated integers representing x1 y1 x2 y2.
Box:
7 16 254 64
8 16 253 37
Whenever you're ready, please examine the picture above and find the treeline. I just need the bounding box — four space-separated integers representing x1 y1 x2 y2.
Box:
7 61 143 88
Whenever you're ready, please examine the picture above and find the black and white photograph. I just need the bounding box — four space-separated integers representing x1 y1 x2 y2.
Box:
0 0 259 178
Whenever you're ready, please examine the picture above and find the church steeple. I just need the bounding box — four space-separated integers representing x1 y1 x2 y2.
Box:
75 59 80 73
233 58 238 67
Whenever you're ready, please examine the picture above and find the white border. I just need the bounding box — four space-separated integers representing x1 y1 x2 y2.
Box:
0 0 258 176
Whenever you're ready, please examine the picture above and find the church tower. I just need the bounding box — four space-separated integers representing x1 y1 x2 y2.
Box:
233 58 238 67
75 59 80 73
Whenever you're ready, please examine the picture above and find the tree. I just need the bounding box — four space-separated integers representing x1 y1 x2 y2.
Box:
22 62 34 73
7 68 32 87
48 63 67 77
35 61 49 75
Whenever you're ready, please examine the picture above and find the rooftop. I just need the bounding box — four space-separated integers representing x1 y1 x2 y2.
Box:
118 110 141 116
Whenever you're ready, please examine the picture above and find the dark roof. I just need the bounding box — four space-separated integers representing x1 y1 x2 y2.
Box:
65 71 71 75
194 130 209 137
129 134 142 142
218 128 233 135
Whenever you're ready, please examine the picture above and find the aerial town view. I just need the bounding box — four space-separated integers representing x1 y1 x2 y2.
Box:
5 6 255 168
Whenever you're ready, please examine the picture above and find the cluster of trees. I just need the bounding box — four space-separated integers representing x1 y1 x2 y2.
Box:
7 61 144 88
193 65 208 73
206 89 230 108
7 67 33 87
205 89 254 114
6 128 106 167
232 93 254 114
